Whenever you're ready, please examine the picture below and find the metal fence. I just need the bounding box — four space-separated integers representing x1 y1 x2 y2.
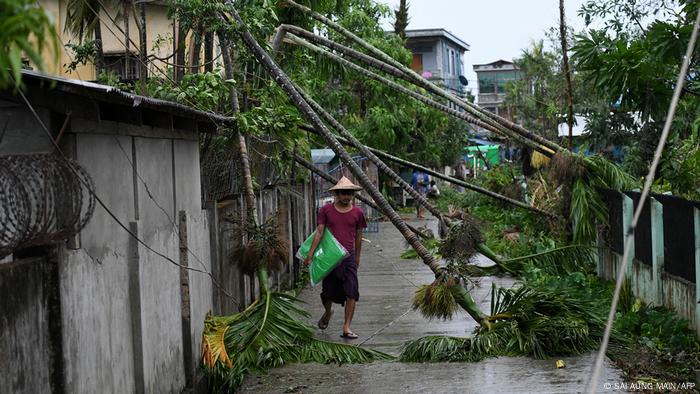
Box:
600 189 697 283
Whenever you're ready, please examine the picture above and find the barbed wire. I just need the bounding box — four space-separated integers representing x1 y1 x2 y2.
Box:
0 154 96 258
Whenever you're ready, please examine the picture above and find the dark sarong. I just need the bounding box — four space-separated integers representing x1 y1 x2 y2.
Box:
320 252 359 306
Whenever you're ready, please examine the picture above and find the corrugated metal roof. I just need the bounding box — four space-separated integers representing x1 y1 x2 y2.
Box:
19 70 234 127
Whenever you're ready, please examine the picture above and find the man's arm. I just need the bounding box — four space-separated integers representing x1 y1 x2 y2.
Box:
303 224 326 266
354 228 363 268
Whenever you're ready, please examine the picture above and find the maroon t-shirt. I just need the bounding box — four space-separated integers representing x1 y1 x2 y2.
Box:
317 203 367 253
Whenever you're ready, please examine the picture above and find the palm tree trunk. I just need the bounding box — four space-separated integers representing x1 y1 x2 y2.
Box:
220 7 490 326
273 25 533 147
204 32 214 73
219 31 268 294
559 0 574 150
175 21 187 83
285 33 551 156
136 1 147 91
93 18 104 77
299 124 557 218
123 1 130 80
278 3 564 154
292 153 430 239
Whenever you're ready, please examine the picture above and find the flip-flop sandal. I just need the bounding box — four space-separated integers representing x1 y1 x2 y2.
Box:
340 332 359 339
317 312 332 330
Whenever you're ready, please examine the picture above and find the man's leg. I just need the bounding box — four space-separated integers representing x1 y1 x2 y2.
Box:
343 298 356 334
322 299 333 321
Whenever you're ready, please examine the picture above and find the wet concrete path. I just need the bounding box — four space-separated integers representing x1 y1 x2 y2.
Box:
240 217 626 393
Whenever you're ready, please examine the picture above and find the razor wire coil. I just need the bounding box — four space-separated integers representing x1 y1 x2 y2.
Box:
0 154 95 257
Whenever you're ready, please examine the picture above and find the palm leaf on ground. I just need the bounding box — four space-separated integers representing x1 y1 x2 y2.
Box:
401 272 627 362
203 292 392 391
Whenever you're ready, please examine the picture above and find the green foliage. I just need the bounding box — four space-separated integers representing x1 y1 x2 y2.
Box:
147 70 235 113
499 244 596 276
400 237 440 259
282 0 467 167
64 40 99 73
169 0 278 42
0 0 59 88
203 292 392 391
401 271 620 363
615 304 700 353
572 0 700 199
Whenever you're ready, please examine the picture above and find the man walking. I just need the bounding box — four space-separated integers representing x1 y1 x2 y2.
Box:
411 169 429 218
304 176 366 339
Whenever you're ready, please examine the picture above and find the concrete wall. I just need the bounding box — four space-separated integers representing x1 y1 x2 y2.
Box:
0 103 316 393
0 257 57 394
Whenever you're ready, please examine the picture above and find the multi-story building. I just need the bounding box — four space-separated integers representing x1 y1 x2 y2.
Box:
404 29 469 98
39 0 200 81
473 59 521 119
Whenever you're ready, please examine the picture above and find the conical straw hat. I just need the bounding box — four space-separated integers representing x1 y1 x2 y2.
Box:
328 176 362 191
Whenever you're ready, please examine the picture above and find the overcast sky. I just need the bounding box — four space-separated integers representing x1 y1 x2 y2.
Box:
379 0 591 96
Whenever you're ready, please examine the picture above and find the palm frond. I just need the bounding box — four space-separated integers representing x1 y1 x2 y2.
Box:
400 237 440 259
584 155 637 190
301 338 393 364
400 273 626 363
500 244 596 275
203 292 392 392
570 178 608 243
400 335 475 362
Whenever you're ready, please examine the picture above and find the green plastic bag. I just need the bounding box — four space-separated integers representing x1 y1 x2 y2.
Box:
296 228 348 286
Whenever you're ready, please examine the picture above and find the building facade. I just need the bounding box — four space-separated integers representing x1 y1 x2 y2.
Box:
404 29 469 98
39 0 209 82
473 59 521 119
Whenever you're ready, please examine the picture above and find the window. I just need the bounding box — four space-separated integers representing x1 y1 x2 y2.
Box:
103 53 142 80
478 74 496 93
450 50 455 75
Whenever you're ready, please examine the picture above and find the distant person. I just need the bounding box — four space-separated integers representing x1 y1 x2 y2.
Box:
453 159 467 192
427 180 440 199
411 170 429 219
304 176 366 339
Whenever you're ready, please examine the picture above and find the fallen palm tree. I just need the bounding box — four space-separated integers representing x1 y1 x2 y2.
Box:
205 4 637 382
273 7 562 154
272 9 638 243
299 124 557 218
280 33 548 156
219 6 498 331
401 272 626 362
200 25 391 392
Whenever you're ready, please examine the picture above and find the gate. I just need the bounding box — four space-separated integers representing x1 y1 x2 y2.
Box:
313 156 379 233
